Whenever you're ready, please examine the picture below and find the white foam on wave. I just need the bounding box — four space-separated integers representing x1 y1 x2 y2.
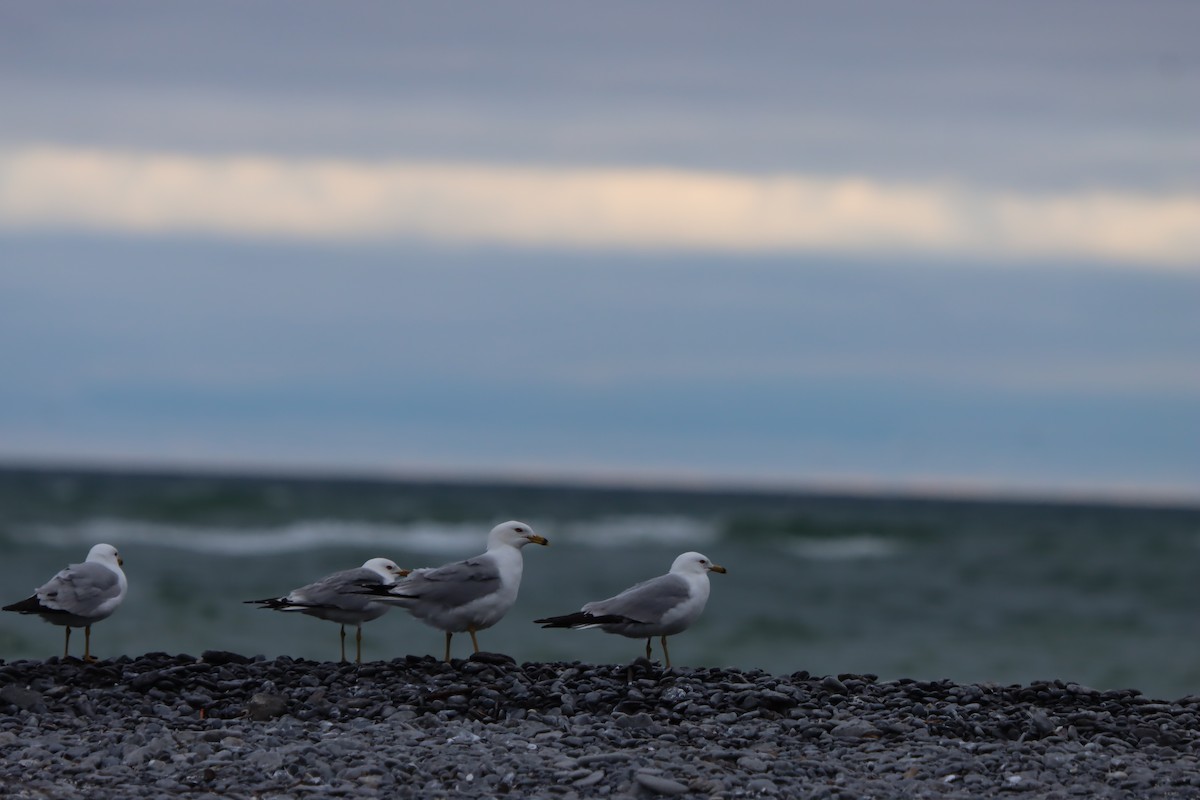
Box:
15 519 496 557
12 514 720 557
554 515 719 549
785 534 902 561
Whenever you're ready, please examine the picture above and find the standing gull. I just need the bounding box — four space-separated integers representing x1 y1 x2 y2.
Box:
361 521 548 662
245 558 409 663
3 543 128 662
535 551 725 668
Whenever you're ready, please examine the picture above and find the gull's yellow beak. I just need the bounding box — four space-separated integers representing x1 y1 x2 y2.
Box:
709 563 726 574
397 568 412 577
117 556 125 566
527 534 549 546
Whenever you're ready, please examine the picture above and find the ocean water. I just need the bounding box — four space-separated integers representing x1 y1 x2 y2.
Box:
1 466 1198 699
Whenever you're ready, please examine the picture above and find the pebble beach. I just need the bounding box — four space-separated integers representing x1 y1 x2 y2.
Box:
2 652 1199 799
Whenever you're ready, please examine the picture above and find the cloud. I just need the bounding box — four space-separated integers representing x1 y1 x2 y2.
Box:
1 144 1198 268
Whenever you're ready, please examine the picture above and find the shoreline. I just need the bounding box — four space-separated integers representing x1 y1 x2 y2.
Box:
2 653 1199 798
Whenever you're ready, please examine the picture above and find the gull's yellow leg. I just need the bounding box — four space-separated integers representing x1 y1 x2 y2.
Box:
660 636 672 669
645 637 652 660
83 625 96 663
468 627 481 653
63 627 71 658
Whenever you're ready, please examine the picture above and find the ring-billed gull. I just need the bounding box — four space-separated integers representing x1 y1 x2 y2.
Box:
244 558 409 663
535 551 725 668
361 521 548 662
3 543 128 662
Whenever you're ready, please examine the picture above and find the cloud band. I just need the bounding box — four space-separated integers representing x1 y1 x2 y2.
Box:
2 144 1197 267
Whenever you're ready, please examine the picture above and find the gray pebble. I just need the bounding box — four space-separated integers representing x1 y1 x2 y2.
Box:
635 771 690 795
746 777 779 794
738 755 769 772
246 693 288 721
831 720 881 739
0 684 44 711
578 752 634 765
573 769 605 787
821 675 848 693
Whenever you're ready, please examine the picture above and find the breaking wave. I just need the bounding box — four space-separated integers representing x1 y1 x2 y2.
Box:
11 514 720 557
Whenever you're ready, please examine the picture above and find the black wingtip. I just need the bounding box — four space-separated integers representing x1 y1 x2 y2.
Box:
244 597 287 609
533 612 582 628
2 595 45 614
534 611 633 629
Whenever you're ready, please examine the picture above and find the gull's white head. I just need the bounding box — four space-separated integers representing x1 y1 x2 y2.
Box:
87 543 124 568
488 521 549 549
671 551 726 576
362 558 410 584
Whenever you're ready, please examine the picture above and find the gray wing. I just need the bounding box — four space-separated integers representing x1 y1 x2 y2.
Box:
292 567 388 610
584 573 690 624
38 562 121 616
392 555 500 609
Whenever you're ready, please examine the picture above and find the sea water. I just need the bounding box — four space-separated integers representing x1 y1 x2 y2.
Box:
1 466 1198 699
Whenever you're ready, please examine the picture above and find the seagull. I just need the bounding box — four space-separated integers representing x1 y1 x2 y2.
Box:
535 551 726 668
244 557 409 663
360 521 548 662
3 543 128 662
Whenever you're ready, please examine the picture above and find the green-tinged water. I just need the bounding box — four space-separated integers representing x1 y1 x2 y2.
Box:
1 466 1198 699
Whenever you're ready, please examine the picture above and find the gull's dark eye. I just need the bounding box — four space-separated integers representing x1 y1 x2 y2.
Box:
515 526 525 533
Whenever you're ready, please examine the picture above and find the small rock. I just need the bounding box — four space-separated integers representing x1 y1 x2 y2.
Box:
201 651 252 666
737 756 768 773
446 729 482 745
662 686 688 702
0 684 44 711
573 770 605 788
1029 711 1056 736
635 772 690 795
246 693 288 721
831 720 881 739
578 752 633 766
246 749 284 771
469 652 516 666
746 777 779 794
821 675 847 693
616 712 654 729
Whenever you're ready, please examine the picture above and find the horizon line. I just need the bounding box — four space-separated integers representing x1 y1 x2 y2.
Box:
2 453 1197 513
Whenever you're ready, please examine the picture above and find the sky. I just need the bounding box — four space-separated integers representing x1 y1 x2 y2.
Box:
1 1 1198 501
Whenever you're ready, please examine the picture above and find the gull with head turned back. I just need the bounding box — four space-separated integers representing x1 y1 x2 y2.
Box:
244 557 409 663
3 543 128 662
360 521 549 662
535 551 726 668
